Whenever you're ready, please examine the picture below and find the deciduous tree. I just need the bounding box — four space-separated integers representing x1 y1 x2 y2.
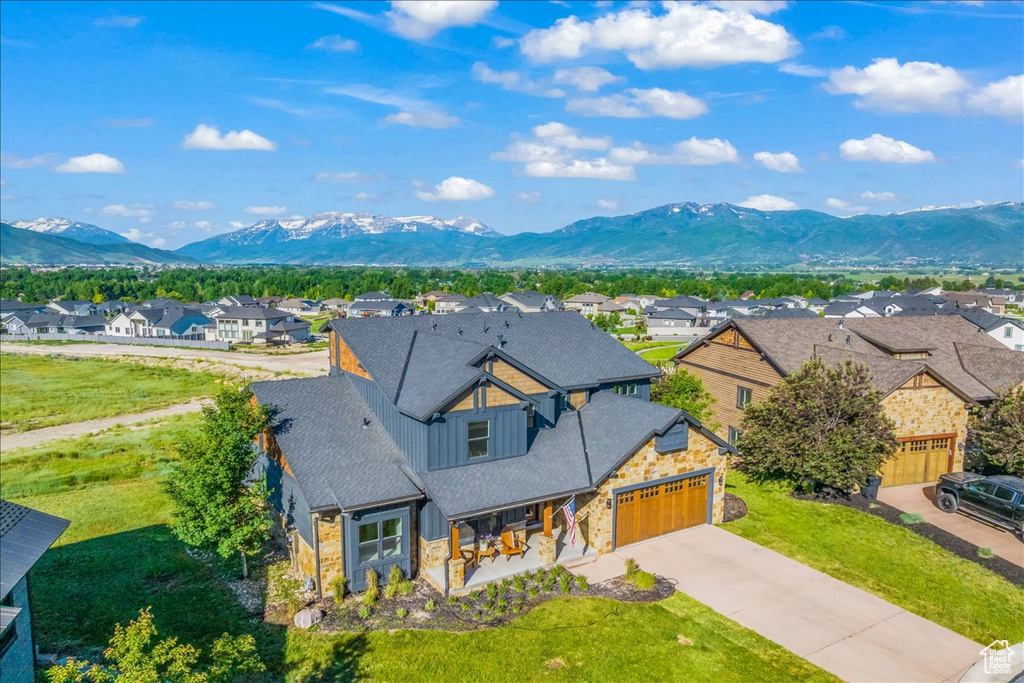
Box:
651 369 719 430
970 387 1024 476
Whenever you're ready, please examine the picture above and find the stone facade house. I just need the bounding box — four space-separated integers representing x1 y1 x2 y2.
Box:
674 317 1024 488
562 293 610 316
252 312 731 598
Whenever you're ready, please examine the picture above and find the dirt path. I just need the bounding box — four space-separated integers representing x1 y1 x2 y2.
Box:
0 399 207 455
1 342 329 376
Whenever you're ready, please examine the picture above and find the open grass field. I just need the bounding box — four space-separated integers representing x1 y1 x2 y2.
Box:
723 472 1024 645
641 344 687 363
0 352 222 431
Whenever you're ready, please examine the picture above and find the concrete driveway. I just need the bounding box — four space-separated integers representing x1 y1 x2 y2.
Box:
570 526 983 683
878 484 1023 569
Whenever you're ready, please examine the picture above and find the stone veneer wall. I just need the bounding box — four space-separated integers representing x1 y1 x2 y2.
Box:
291 514 345 594
577 429 727 555
419 536 450 570
882 382 970 471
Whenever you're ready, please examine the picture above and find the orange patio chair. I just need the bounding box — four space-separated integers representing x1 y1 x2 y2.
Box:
499 528 526 561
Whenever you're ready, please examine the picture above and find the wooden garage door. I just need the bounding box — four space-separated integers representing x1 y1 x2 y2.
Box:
614 474 709 548
879 436 953 487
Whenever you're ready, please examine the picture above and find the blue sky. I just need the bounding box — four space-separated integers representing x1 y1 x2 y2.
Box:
1 0 1022 248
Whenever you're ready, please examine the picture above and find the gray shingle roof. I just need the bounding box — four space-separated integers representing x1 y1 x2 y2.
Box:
648 308 696 320
462 293 506 309
328 311 659 397
215 306 292 321
580 392 684 479
957 308 1017 332
501 290 556 308
1 500 69 599
251 376 421 510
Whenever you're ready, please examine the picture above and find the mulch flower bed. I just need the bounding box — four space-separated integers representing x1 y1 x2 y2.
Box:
272 563 675 633
795 490 1024 586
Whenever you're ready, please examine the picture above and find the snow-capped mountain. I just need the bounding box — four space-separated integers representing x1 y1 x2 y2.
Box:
10 217 131 245
215 212 496 247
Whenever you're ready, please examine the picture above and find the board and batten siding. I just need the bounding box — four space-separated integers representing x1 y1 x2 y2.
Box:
258 452 314 546
676 332 783 439
428 404 528 470
349 374 430 470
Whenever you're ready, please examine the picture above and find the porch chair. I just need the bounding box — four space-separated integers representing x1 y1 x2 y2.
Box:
499 527 526 561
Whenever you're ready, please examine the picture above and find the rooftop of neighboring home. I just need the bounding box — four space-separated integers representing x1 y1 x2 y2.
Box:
277 298 316 309
461 292 506 309
13 312 107 329
648 308 696 320
652 295 708 309
563 292 610 304
435 293 468 303
213 305 293 320
940 291 1003 307
354 291 391 301
499 290 558 308
596 300 626 312
1 499 69 600
349 300 408 311
256 295 283 304
957 308 1024 332
142 297 184 308
680 316 1024 401
218 294 258 306
746 307 821 319
152 308 212 334
46 300 94 313
322 298 349 306
0 299 46 313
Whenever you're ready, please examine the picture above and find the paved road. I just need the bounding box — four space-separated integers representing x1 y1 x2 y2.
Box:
879 483 1023 569
570 526 982 683
1 342 329 376
0 399 207 454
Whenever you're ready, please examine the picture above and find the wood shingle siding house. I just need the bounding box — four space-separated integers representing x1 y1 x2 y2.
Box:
0 500 69 683
252 312 732 597
674 317 1024 488
562 293 610 316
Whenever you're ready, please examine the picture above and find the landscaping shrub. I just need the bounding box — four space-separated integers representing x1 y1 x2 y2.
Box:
286 595 305 620
460 602 471 612
396 607 408 620
978 547 995 559
331 576 348 604
576 574 589 591
424 598 435 611
624 558 639 580
899 512 924 525
533 569 547 583
542 576 556 592
447 595 458 606
485 583 498 601
358 604 371 619
632 571 656 591
559 573 573 594
365 568 380 603
512 575 527 592
383 565 413 599
527 586 539 598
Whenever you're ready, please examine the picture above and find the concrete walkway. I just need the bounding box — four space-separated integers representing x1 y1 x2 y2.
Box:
0 399 206 454
570 526 983 683
879 484 1024 569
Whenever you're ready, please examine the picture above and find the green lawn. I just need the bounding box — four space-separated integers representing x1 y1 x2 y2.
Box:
641 344 687 363
622 340 667 352
300 314 333 333
0 353 222 431
723 472 1024 645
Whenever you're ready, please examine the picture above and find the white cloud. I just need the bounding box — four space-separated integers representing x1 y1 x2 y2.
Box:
533 121 610 150
471 62 565 98
387 0 498 40
567 87 708 119
245 206 288 215
167 221 187 229
493 36 516 49
415 176 495 202
102 117 154 128
103 203 155 223
383 110 460 128
839 134 935 163
520 3 798 69
1016 159 1024 169
958 199 986 208
514 191 542 204
193 220 212 229
95 15 143 28
353 192 379 201
308 35 359 52
315 171 385 183
524 158 635 180
825 58 967 113
120 228 166 248
553 66 623 92
778 63 826 78
596 198 619 210
229 221 247 229
1 153 55 169
753 151 802 173
860 190 897 202
966 74 1023 120
182 124 276 151
173 200 216 211
609 137 740 166
706 1 790 14
54 153 126 174
738 194 798 211
826 197 868 215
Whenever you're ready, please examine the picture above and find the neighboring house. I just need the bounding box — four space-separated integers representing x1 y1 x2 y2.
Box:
4 313 106 335
217 295 259 307
151 309 213 340
322 298 351 313
0 300 46 317
252 311 732 598
45 300 96 316
454 293 508 314
253 320 312 345
822 301 884 318
354 291 392 302
434 294 468 315
415 290 449 307
498 290 561 313
646 309 697 336
805 298 829 314
277 299 320 315
940 291 1006 314
957 308 1024 351
970 288 1023 304
140 297 183 309
105 308 165 337
0 500 70 683
674 317 1024 488
562 293 610 316
348 300 412 317
256 296 284 306
93 300 133 316
748 307 821 320
207 306 296 343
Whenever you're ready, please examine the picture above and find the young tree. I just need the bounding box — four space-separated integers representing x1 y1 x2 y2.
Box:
736 358 899 493
970 387 1024 476
46 608 264 683
651 369 719 430
166 388 272 578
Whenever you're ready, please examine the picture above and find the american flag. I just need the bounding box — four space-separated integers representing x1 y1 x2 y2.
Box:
562 496 577 546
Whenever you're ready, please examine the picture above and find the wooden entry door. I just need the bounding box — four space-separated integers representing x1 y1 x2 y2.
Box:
614 474 709 548
879 436 953 487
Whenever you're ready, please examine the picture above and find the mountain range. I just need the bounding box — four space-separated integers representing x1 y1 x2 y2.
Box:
3 203 1022 267
0 222 198 266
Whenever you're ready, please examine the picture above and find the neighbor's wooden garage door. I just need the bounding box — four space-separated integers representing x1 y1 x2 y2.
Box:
879 436 954 487
614 474 709 548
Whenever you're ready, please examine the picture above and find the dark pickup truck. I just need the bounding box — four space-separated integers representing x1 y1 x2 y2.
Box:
935 472 1024 540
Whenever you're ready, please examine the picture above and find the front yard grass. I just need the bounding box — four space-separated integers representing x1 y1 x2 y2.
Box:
641 343 687 363
724 472 1024 644
0 352 222 431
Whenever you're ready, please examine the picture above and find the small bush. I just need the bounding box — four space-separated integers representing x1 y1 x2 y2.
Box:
977 547 995 559
533 569 548 583
479 600 491 612
485 583 498 601
512 603 522 614
286 596 305 620
447 595 458 606
632 570 656 591
899 512 925 525
512 575 527 592
624 558 639 579
559 573 572 594
542 577 556 592
424 598 435 611
362 591 377 608
527 586 539 598
358 604 371 619
469 590 483 602
496 598 508 610
396 607 408 620
460 602 471 612
330 576 348 604
575 574 589 591
365 568 380 602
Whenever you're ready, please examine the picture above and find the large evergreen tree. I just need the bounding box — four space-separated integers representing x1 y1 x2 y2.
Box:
736 358 899 493
166 388 271 578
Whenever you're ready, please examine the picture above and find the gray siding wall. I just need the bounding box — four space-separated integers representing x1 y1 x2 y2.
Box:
258 453 314 546
344 504 411 592
594 380 651 401
428 404 527 470
0 576 34 683
655 423 689 454
350 374 430 471
419 500 448 542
